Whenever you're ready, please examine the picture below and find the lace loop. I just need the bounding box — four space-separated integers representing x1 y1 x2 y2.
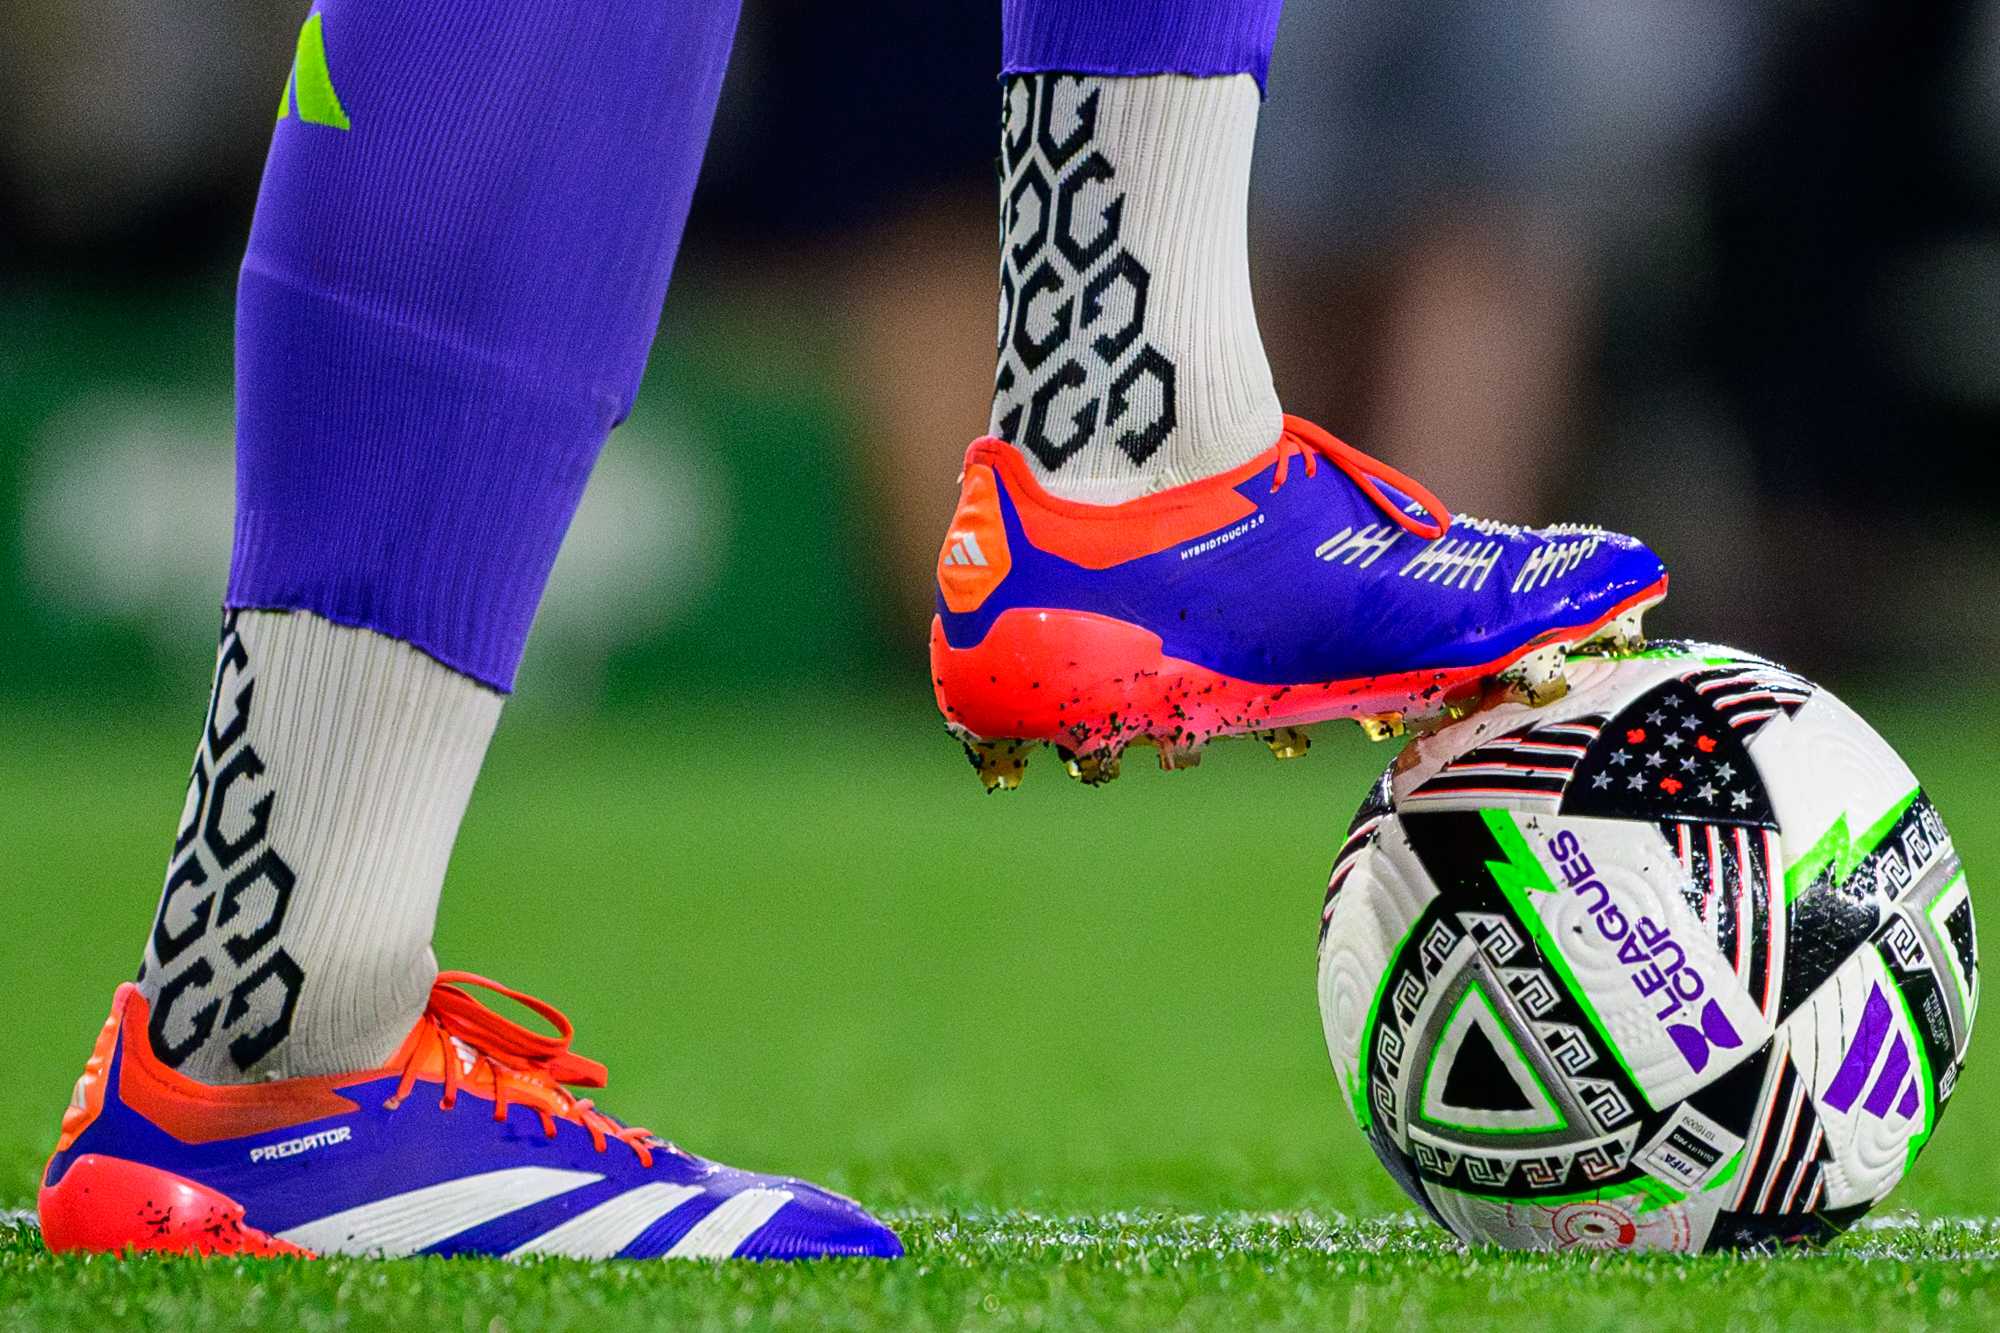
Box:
1270 415 1451 542
382 970 659 1167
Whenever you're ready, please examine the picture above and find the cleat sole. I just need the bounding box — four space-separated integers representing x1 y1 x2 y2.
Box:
934 581 1666 777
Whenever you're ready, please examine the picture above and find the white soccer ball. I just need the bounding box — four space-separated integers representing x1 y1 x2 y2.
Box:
1316 642 1977 1251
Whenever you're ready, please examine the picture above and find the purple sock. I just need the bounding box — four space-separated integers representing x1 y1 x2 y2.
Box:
1002 0 1284 89
230 0 739 691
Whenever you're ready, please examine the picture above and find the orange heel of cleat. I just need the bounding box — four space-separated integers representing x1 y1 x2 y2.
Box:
38 1153 312 1257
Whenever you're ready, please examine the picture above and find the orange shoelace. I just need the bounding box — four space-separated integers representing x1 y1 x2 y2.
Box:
1269 414 1451 542
383 971 660 1166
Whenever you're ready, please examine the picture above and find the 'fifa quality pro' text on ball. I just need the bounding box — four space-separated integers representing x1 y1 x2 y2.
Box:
1316 643 1977 1252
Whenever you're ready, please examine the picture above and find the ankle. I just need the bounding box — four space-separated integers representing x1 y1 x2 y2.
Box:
137 610 499 1084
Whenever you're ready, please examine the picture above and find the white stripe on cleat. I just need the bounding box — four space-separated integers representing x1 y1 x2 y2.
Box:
664 1187 794 1259
508 1181 703 1260
278 1167 602 1257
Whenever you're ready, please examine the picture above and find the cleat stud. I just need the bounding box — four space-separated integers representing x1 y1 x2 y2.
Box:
964 738 1033 793
1574 608 1650 658
1356 713 1405 743
1502 673 1571 708
1157 741 1205 771
1523 675 1571 707
1408 711 1451 738
1261 726 1312 760
1064 748 1122 785
1499 645 1571 708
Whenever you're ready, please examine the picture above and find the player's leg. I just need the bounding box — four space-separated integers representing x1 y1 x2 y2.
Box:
934 0 1667 788
39 0 897 1261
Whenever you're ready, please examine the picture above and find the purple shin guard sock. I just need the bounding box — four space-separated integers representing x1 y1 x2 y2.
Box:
231 0 740 690
1002 0 1284 88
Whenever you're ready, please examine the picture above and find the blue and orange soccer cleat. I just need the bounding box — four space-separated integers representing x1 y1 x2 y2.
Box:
932 415 1668 788
38 972 901 1261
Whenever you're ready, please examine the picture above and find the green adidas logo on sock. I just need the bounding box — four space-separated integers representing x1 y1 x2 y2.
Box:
276 13 350 130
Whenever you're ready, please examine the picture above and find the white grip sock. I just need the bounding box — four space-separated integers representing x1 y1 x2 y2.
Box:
138 610 500 1083
991 73 1282 503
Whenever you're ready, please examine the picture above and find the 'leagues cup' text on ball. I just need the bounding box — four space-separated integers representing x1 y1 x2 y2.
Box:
1316 643 1977 1253
1544 828 1745 1076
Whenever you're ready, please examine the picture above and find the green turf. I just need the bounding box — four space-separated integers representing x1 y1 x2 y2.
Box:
1 683 1994 1328
5 1211 1999 1331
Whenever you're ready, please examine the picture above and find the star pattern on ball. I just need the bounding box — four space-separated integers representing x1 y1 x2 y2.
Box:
1561 679 1776 827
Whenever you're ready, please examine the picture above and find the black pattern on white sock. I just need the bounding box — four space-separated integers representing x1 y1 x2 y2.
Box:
992 75 1177 470
141 610 305 1072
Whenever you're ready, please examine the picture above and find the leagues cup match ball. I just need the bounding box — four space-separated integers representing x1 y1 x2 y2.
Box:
1315 642 1978 1252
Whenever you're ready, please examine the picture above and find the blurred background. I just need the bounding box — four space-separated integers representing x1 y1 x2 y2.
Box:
4 0 1999 705
1 0 1997 1216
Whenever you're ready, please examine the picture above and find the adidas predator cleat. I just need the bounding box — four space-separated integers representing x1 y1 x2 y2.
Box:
933 415 1667 789
38 973 901 1261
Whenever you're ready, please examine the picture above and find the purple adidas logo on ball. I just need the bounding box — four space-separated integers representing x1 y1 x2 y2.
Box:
1824 983 1921 1122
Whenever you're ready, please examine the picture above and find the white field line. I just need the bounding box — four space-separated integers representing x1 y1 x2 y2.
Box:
10 1206 2000 1260
907 1210 1439 1258
899 1210 2000 1262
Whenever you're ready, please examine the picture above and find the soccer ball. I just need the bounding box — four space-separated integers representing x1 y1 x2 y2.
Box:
1316 642 1977 1252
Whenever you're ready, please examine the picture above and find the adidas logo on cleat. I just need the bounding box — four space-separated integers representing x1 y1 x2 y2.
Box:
942 533 989 567
935 464 1011 613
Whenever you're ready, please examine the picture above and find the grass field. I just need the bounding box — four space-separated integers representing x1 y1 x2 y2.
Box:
1 678 1995 1329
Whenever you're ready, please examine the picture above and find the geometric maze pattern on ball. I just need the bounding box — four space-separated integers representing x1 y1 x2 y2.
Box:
1317 642 1978 1252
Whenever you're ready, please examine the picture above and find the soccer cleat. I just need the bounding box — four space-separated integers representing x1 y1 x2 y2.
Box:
38 973 901 1261
933 415 1667 789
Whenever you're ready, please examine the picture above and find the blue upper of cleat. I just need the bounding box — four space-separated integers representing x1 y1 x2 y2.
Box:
935 416 1667 687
